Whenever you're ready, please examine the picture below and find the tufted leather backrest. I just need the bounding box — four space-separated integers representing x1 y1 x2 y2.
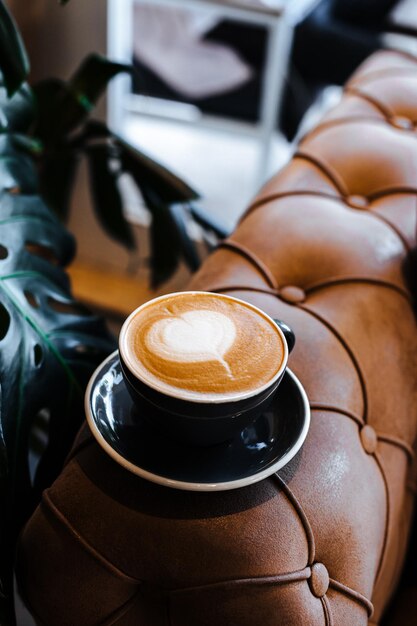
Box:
16 50 417 625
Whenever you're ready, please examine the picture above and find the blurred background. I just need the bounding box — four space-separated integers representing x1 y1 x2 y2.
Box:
7 0 417 319
5 1 417 623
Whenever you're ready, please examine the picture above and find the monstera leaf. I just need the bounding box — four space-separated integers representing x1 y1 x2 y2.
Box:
0 0 208 289
0 80 34 134
0 139 116 622
0 0 29 98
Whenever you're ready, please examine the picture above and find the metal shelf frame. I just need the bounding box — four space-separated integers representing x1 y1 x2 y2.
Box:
108 0 320 184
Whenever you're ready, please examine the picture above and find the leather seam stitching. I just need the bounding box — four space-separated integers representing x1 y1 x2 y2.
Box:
273 474 316 565
243 188 414 254
298 304 368 421
366 208 412 252
217 240 278 289
293 151 349 197
311 407 414 461
344 86 395 119
377 433 414 462
42 490 141 584
349 65 417 87
209 285 278 297
244 190 342 219
168 567 311 595
297 117 402 151
297 115 385 146
328 578 374 617
305 277 411 303
309 405 363 426
99 589 143 626
64 430 95 465
373 453 391 586
321 594 333 626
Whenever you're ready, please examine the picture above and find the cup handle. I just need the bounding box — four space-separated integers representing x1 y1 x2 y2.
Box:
273 319 296 354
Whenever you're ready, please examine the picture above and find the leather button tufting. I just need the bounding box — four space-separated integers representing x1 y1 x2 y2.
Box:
279 286 306 304
360 425 378 454
390 116 414 131
346 195 369 210
310 563 329 598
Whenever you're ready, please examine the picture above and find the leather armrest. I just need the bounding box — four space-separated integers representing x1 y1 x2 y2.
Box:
16 49 417 625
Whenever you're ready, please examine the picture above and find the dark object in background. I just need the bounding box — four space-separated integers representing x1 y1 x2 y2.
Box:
132 20 267 124
332 0 398 26
286 0 399 136
132 0 400 140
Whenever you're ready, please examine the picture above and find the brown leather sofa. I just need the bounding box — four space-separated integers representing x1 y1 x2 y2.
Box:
16 49 417 625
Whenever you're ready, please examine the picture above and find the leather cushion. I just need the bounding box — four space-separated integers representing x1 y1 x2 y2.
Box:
16 49 417 625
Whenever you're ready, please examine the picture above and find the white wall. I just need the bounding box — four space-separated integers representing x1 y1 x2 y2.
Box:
9 0 107 82
9 0 137 273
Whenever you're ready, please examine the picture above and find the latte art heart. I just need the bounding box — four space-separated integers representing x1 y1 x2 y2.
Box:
121 292 285 400
146 310 236 375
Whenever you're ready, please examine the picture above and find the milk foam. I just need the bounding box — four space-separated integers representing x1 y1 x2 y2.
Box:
146 310 236 376
121 292 285 402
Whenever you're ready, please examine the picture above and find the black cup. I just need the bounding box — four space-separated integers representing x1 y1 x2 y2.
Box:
119 293 295 446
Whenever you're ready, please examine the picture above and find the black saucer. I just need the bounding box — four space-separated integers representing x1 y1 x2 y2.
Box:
85 351 310 491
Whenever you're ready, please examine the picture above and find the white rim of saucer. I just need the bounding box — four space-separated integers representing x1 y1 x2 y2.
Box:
85 351 311 492
118 291 289 404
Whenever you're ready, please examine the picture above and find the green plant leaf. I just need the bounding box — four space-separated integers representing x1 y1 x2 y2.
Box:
69 54 132 112
38 151 79 221
69 120 200 205
68 121 203 274
189 203 230 240
70 119 199 204
0 422 10 624
68 118 112 149
0 134 38 193
0 574 15 626
169 203 200 272
33 55 131 142
141 187 181 288
0 189 116 463
86 143 136 250
0 424 6 483
69 119 200 204
0 80 34 133
0 0 30 97
32 78 89 144
0 188 115 615
31 79 67 144
118 137 200 205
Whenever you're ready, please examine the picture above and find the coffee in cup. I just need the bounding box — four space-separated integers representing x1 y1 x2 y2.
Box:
119 291 294 445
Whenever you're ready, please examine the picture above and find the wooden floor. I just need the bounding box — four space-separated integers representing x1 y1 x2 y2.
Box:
68 261 156 321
